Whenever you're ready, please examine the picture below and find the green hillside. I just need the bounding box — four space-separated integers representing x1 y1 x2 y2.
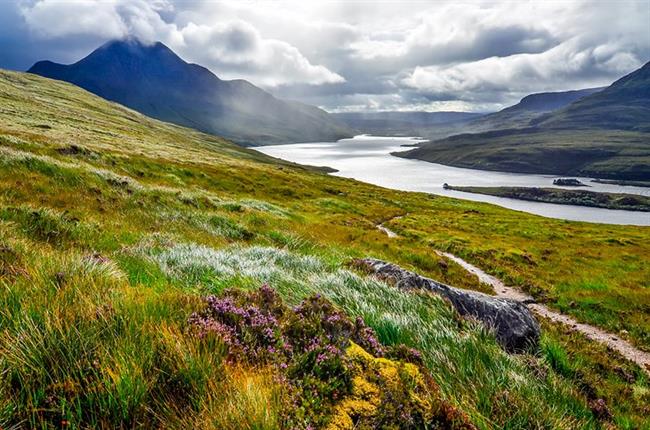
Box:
400 63 650 180
398 128 650 180
535 62 650 132
1 70 649 428
465 87 603 132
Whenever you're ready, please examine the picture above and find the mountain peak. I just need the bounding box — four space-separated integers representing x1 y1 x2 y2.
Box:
27 40 352 145
75 38 185 69
97 38 173 55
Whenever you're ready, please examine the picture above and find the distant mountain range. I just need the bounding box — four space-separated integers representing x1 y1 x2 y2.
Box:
397 61 650 181
331 111 482 136
331 87 603 139
28 39 352 146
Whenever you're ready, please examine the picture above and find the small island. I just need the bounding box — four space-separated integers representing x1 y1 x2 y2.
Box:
553 178 587 186
445 185 650 212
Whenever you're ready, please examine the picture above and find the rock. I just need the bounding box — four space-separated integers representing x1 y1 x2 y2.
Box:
356 258 540 353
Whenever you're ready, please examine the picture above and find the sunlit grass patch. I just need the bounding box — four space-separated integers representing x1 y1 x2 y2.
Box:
205 215 253 241
200 366 285 430
93 168 143 192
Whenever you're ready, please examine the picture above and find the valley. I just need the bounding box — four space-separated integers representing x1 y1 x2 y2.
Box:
0 0 648 426
1 69 649 428
257 136 650 225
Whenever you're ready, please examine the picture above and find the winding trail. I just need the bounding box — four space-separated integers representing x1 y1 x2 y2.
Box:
376 221 650 374
376 224 398 238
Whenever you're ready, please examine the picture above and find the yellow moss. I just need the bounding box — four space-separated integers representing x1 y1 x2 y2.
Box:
346 341 374 363
327 399 378 430
326 342 437 430
351 375 379 399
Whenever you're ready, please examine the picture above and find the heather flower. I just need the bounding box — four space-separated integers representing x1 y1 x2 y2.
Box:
187 284 442 429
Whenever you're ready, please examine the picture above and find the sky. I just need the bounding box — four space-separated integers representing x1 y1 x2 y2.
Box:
1 0 649 113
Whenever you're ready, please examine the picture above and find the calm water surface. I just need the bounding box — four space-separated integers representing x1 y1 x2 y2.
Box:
255 135 650 226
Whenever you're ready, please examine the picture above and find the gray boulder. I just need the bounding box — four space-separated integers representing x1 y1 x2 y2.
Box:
356 258 540 353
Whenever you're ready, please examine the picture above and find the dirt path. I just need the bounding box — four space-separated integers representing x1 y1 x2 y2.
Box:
439 250 650 375
376 224 398 238
376 219 401 239
376 221 650 374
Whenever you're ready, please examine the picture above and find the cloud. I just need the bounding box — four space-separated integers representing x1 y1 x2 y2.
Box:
172 21 344 86
18 0 344 86
7 0 650 112
19 0 172 41
402 37 647 102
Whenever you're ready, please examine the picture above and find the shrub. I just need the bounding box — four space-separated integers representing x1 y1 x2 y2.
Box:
188 285 474 429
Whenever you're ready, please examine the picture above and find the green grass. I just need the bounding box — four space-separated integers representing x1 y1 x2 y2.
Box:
398 129 650 180
0 69 649 428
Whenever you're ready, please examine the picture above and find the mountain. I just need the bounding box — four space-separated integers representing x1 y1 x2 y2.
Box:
398 62 650 180
338 111 481 125
27 39 352 145
332 111 482 135
332 88 601 139
467 87 603 131
533 61 650 132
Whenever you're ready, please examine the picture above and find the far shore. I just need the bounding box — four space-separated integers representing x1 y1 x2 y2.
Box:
446 185 650 212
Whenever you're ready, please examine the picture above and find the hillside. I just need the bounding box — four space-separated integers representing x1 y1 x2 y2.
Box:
446 186 650 212
534 61 650 131
28 39 352 145
1 69 649 428
466 87 603 132
399 62 650 180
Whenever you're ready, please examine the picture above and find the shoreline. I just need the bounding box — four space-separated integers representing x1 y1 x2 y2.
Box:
445 185 650 212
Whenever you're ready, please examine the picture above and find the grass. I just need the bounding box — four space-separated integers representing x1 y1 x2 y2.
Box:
398 128 650 180
0 68 649 428
540 321 650 429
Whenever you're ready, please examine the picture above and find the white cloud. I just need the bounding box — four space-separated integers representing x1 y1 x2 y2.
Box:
18 0 344 87
403 36 647 100
12 0 650 111
172 21 344 86
20 0 128 39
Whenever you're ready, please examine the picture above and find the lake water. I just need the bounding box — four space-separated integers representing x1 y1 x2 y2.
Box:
255 135 650 226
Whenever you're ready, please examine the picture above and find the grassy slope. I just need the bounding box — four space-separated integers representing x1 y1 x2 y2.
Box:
398 129 650 180
446 186 650 212
0 70 649 428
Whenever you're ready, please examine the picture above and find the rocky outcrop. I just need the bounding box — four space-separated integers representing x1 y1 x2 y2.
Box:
356 258 540 353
